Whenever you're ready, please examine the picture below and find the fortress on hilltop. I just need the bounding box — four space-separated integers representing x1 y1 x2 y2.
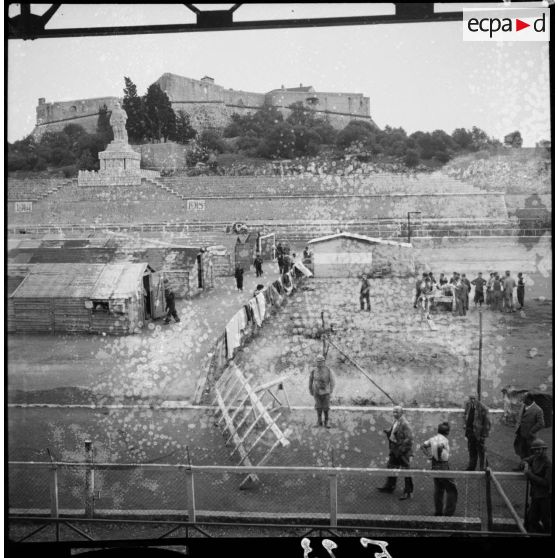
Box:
32 73 373 139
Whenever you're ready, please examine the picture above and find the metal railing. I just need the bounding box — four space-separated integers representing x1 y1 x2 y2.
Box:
8 461 537 538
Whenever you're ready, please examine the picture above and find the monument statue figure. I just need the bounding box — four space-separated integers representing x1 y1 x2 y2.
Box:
110 101 128 143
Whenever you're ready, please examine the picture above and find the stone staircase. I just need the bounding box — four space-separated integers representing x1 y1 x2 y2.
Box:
142 176 183 199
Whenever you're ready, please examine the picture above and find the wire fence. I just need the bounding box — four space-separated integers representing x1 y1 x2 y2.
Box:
8 461 540 540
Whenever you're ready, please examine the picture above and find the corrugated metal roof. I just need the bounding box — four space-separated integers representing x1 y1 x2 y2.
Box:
11 263 147 299
307 233 412 248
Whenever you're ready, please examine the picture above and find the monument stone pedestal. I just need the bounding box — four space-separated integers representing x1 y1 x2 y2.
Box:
78 101 159 187
98 140 141 174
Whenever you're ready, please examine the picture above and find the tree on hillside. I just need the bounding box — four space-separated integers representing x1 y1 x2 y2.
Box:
97 104 114 145
286 101 318 128
199 129 226 153
175 110 197 144
122 77 147 143
258 122 296 159
451 128 474 150
143 83 176 142
504 130 523 148
336 120 377 150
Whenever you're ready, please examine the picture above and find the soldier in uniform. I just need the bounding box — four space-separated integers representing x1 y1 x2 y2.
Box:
308 355 335 428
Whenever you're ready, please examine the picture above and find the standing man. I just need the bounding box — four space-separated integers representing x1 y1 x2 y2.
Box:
234 264 244 292
486 272 495 309
492 273 503 312
463 393 491 470
502 270 516 313
471 272 486 308
377 406 414 500
522 439 552 533
163 279 180 324
461 274 471 312
414 272 428 308
308 355 335 428
360 274 371 312
276 242 284 274
517 272 525 309
253 253 264 277
454 279 467 316
421 422 458 516
513 392 545 469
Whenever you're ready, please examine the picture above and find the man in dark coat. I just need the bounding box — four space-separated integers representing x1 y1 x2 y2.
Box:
513 392 545 468
522 438 552 533
234 264 244 291
463 393 491 470
253 253 263 277
461 274 471 311
359 274 371 311
471 272 486 308
163 279 180 324
377 406 414 500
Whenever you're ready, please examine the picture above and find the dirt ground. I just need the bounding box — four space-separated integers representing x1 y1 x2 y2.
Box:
235 278 553 409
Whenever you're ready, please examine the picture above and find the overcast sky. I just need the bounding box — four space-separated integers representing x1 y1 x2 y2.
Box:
7 3 551 145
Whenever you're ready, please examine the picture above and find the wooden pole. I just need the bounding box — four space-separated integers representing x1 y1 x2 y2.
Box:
477 310 483 401
84 440 95 518
329 474 338 527
327 338 395 404
185 446 196 524
484 468 493 532
489 469 528 534
47 449 60 541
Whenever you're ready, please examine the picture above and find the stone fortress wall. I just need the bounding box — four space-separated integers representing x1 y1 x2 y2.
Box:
31 73 372 138
33 96 120 139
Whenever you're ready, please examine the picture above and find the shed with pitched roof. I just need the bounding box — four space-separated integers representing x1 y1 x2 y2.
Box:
8 262 162 335
307 233 415 278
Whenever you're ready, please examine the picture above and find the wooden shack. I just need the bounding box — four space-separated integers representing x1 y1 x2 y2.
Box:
307 233 415 278
7 237 213 300
8 262 164 335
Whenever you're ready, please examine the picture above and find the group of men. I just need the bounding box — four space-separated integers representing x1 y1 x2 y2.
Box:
414 270 525 317
307 354 550 530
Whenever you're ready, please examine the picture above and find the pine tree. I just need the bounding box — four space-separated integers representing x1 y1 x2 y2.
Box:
143 83 176 142
122 77 146 143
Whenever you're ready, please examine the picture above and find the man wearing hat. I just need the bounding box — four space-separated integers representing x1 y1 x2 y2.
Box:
377 406 414 500
522 438 552 533
513 392 545 468
308 355 335 428
463 393 491 470
163 278 180 324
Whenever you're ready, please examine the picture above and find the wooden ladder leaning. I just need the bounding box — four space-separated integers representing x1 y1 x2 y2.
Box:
213 363 292 489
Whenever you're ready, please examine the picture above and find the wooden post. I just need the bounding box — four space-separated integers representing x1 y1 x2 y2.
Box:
185 469 196 524
484 468 493 532
477 310 483 400
329 474 338 527
84 440 95 518
50 465 60 541
489 469 528 534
